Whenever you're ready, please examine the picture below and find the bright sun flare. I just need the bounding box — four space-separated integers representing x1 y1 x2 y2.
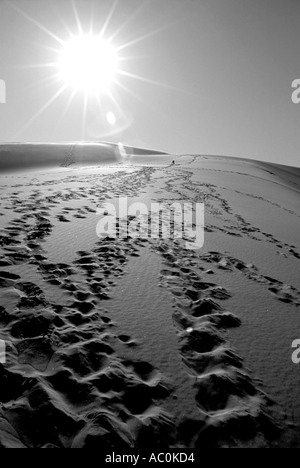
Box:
58 35 119 94
8 0 177 140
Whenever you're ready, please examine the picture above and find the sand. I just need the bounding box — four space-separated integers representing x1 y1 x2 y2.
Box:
0 145 299 448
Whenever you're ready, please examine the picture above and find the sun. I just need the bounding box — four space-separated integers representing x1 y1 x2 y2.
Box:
58 35 119 95
7 0 178 140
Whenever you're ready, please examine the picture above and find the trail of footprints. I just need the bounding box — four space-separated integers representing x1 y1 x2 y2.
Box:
200 252 300 307
0 169 176 448
0 166 297 447
153 240 280 447
158 168 300 261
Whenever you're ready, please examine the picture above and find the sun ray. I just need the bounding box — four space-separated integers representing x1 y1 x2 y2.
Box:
117 69 191 94
88 90 124 140
26 43 64 56
11 38 63 56
5 0 64 45
49 2 74 40
108 0 150 43
116 22 178 52
92 90 134 140
51 88 77 138
13 85 67 140
104 118 133 138
22 73 62 94
113 78 148 106
106 89 131 125
71 0 84 36
89 2 95 35
100 0 119 39
3 62 57 71
117 55 149 63
113 76 178 124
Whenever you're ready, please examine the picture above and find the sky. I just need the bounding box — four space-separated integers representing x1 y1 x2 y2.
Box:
0 0 300 167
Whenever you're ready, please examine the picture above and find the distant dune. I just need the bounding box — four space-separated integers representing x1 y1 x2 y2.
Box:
0 142 167 173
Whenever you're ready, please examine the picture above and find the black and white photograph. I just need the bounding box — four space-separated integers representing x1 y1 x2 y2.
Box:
0 0 299 451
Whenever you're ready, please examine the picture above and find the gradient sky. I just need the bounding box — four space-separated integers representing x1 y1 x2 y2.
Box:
0 0 300 166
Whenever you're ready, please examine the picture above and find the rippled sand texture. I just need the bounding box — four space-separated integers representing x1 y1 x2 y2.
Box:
0 153 299 448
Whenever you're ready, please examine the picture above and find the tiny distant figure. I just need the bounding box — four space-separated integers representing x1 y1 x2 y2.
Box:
171 160 175 165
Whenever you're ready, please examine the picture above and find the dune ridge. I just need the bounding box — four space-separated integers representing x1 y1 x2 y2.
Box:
0 143 167 173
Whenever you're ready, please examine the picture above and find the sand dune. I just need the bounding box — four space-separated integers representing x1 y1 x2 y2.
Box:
0 149 299 448
0 143 167 173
